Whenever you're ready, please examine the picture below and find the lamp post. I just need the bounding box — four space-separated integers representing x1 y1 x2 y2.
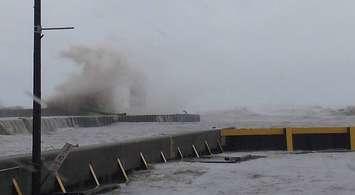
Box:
32 0 42 194
32 1 73 194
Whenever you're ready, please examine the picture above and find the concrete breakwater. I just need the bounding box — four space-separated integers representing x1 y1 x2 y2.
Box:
0 116 117 135
0 129 220 195
0 114 200 135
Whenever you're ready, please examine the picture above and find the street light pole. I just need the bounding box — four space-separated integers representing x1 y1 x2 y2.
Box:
32 0 42 194
32 1 73 194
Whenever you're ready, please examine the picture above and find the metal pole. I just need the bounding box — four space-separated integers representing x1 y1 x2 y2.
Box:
32 0 42 194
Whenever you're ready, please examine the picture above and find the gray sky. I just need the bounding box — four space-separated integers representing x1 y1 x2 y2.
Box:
1 0 355 111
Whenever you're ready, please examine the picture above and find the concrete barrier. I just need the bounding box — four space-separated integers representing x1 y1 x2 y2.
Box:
0 114 200 135
0 108 201 122
222 127 355 151
0 108 119 117
0 129 220 195
171 130 221 157
116 114 200 122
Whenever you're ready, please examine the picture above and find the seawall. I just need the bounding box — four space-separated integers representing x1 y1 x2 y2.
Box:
0 114 200 135
0 129 220 194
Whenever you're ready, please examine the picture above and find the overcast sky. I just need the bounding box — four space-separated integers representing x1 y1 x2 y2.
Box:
1 0 355 111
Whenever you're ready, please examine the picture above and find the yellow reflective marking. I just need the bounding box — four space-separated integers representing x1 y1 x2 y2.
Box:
56 174 66 193
117 158 129 182
12 177 23 195
89 163 100 187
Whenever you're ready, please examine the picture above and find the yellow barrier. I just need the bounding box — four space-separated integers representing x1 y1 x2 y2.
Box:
221 127 354 152
221 128 284 136
286 128 293 152
350 127 355 151
291 127 347 134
